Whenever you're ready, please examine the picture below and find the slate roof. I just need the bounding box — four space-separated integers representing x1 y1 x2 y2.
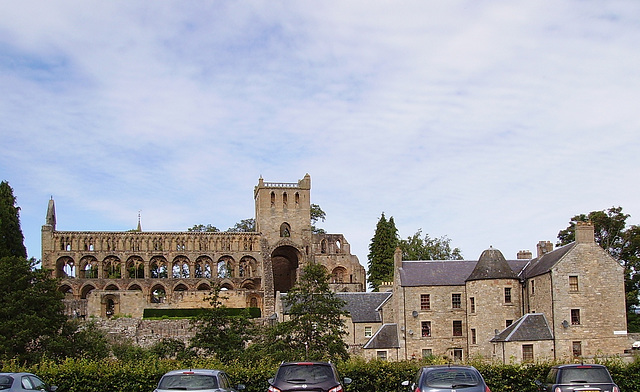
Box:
520 243 575 279
363 323 400 349
467 247 519 281
490 313 553 342
336 292 392 323
400 259 529 287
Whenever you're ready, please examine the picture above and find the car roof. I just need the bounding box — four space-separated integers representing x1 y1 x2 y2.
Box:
553 364 608 369
162 369 223 376
421 365 478 370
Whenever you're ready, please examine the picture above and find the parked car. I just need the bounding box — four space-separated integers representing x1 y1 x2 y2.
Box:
401 365 490 392
154 369 244 392
267 361 352 392
535 364 619 392
0 372 57 392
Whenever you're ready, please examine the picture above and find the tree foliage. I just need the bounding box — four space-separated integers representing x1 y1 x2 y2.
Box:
189 284 256 362
250 263 349 362
187 224 220 232
557 206 640 331
311 203 326 234
226 218 256 232
367 213 399 291
0 181 27 259
399 229 463 261
40 320 111 361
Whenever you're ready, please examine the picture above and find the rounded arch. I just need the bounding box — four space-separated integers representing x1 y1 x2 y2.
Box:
174 283 188 291
79 256 98 279
80 284 96 299
195 256 213 278
271 245 302 293
197 282 211 291
172 256 191 278
59 284 74 299
55 256 75 278
219 279 234 290
280 222 291 237
105 283 120 291
331 266 348 283
102 294 119 318
150 283 167 303
102 255 122 279
241 279 256 290
239 256 257 277
217 255 235 278
150 256 168 278
126 256 145 279
127 283 143 291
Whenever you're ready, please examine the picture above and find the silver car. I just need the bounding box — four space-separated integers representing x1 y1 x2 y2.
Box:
0 373 57 392
154 369 244 392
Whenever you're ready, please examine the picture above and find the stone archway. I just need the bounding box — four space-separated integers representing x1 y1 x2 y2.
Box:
271 245 301 293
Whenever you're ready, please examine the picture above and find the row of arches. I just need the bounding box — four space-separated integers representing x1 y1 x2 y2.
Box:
55 254 259 280
270 191 300 208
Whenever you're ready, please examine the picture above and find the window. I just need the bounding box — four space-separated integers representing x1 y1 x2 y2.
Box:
506 319 513 327
452 293 461 309
364 326 372 337
470 297 475 313
420 294 431 310
504 287 512 303
377 351 387 360
572 341 582 357
522 344 534 362
422 349 433 358
569 276 579 292
471 328 477 345
453 348 463 361
531 279 535 295
421 321 431 337
571 309 581 325
453 320 463 337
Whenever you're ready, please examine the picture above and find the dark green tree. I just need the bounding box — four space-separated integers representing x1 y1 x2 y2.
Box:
189 284 256 362
187 224 220 232
227 218 256 232
251 262 348 362
557 206 640 332
400 229 463 261
311 203 326 234
40 320 110 361
367 213 399 291
0 181 27 259
0 256 66 362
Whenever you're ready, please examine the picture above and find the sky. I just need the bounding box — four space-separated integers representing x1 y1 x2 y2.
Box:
1 1 640 270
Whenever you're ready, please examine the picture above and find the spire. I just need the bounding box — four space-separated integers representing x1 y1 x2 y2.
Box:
136 210 142 232
45 197 56 230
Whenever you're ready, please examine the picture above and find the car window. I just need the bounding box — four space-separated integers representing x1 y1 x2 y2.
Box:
159 374 218 390
559 368 612 384
218 373 229 389
28 376 45 390
278 365 333 384
21 377 34 390
0 376 14 390
545 369 558 384
423 369 480 388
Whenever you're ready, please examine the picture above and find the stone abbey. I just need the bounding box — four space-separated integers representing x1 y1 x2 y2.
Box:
41 174 366 319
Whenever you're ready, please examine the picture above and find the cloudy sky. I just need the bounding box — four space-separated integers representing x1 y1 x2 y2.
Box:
1 1 639 269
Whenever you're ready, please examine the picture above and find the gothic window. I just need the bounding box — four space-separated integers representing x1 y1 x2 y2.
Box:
420 294 431 310
270 191 275 206
283 192 287 207
280 222 291 237
295 192 300 206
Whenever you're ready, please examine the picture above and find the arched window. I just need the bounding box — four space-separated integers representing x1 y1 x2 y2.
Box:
283 192 288 207
270 192 275 206
280 222 291 237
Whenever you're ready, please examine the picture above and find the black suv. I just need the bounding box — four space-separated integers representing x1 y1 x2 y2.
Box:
267 362 352 392
536 364 620 392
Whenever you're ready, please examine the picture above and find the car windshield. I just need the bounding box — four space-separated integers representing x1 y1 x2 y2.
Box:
559 367 612 384
158 375 218 390
0 376 13 390
423 369 481 388
278 365 333 384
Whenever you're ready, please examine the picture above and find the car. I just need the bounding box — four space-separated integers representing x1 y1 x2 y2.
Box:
0 372 57 392
154 369 244 392
401 365 490 392
267 361 352 392
535 364 619 392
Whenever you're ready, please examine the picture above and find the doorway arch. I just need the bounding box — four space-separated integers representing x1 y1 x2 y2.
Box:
271 245 301 293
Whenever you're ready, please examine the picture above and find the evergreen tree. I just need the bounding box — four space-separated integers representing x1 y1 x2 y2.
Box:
0 181 27 259
367 213 399 291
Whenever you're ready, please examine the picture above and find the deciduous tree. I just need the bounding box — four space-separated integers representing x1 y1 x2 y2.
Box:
400 229 463 261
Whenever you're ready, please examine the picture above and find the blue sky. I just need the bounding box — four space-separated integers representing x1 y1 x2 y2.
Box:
1 1 640 268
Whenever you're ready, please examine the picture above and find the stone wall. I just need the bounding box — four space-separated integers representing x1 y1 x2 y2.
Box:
91 318 194 348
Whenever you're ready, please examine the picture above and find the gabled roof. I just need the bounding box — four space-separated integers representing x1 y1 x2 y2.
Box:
400 259 529 287
520 243 575 279
363 323 399 349
336 292 392 323
490 313 553 342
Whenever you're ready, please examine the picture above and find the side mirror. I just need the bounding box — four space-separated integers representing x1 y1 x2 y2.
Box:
236 384 246 390
49 386 58 392
343 377 352 385
534 380 543 388
268 378 275 384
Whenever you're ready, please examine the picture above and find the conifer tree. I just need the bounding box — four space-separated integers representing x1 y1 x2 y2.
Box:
0 181 27 259
367 213 399 291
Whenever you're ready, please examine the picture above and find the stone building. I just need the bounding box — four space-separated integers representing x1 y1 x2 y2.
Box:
367 222 629 363
41 174 366 319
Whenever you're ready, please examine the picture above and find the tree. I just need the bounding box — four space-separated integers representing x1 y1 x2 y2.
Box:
557 206 640 332
400 229 463 261
189 284 256 362
187 224 220 232
311 203 326 234
251 262 348 362
367 213 399 291
227 218 255 232
40 320 111 361
0 181 27 259
0 256 66 362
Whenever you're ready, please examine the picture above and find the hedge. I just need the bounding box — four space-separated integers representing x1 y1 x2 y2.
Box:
142 307 261 319
2 356 639 392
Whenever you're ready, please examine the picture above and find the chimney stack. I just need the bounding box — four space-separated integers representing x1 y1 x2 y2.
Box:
576 221 595 244
517 250 532 259
536 241 553 258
